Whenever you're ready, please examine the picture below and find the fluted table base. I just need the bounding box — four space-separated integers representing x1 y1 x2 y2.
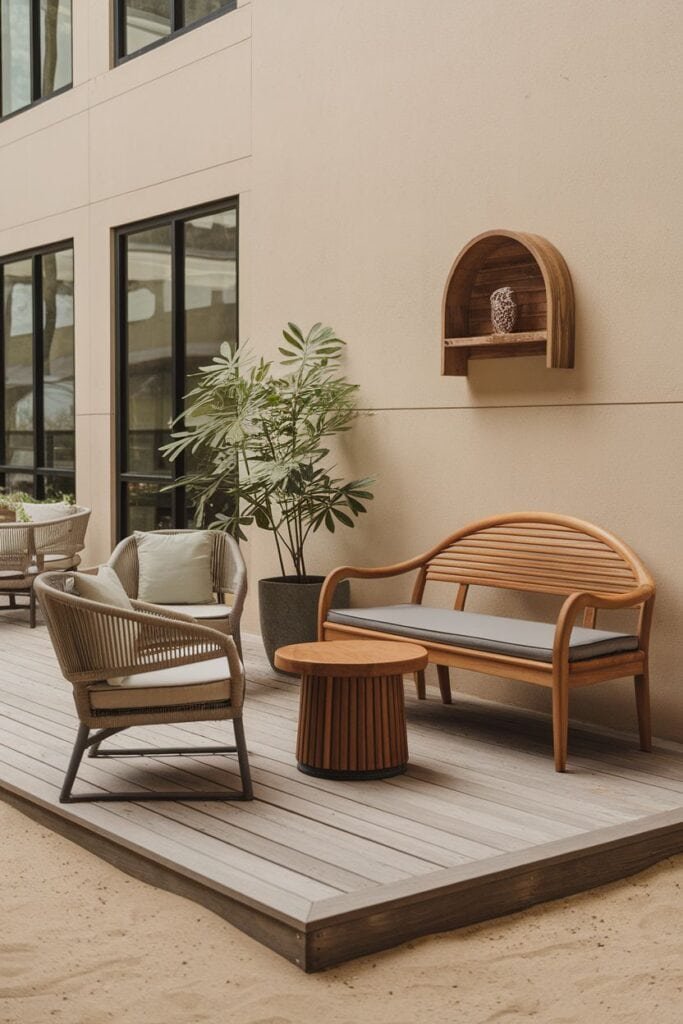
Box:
296 672 409 779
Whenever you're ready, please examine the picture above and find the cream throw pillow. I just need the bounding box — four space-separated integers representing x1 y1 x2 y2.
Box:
135 531 214 605
72 567 132 686
23 502 78 522
74 566 132 609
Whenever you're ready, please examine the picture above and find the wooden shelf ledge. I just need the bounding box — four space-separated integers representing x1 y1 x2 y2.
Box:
444 331 547 348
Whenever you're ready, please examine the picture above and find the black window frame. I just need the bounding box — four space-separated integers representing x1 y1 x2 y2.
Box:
115 196 238 539
0 237 76 498
114 0 237 64
0 0 73 123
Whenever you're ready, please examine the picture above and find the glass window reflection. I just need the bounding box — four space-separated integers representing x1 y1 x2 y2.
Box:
40 0 72 98
1 244 75 500
123 0 172 57
42 248 74 469
125 225 173 476
1 0 31 116
1 0 72 118
119 0 235 59
3 258 34 470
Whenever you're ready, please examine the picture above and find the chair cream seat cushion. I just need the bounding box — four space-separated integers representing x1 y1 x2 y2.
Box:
89 657 231 710
162 603 231 620
29 554 81 572
45 552 81 566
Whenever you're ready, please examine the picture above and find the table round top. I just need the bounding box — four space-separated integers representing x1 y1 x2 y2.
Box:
274 639 428 678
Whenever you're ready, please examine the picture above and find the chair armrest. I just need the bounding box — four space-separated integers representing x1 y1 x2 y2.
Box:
55 600 245 706
552 585 655 665
317 554 429 639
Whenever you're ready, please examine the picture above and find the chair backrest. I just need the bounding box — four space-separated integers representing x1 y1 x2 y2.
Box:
421 513 652 598
0 523 34 575
32 507 91 559
108 529 244 599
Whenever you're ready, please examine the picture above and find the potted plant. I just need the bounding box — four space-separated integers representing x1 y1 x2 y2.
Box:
0 490 75 523
162 323 374 668
0 492 31 523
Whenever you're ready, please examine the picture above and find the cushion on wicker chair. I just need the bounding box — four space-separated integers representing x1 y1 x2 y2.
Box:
88 658 231 710
74 566 133 610
22 502 78 522
135 531 214 605
161 602 231 619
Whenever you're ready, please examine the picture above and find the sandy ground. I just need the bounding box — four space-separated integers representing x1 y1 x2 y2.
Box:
1 802 681 1024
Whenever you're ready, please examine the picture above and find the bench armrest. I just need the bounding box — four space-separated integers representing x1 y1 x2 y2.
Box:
317 555 429 638
552 585 655 664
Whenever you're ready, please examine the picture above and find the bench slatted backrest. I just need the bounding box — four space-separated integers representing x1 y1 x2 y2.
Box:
425 517 642 597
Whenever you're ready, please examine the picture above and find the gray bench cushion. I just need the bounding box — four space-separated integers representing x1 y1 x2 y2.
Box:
327 605 639 663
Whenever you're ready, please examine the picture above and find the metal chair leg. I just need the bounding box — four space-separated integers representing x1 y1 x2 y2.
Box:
233 716 253 799
29 589 37 628
63 720 255 803
60 723 90 803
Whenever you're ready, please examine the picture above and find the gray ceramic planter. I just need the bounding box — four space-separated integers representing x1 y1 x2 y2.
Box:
259 575 350 673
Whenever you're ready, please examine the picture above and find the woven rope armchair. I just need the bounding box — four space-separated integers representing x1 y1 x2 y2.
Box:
34 571 253 803
0 507 90 627
108 529 246 655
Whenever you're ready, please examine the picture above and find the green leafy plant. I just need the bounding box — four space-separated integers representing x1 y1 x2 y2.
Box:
0 492 31 522
0 490 75 522
162 323 374 579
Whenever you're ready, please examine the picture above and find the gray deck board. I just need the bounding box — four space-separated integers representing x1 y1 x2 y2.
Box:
1 615 682 971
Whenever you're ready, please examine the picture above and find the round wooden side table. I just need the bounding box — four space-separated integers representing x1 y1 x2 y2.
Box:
274 640 428 780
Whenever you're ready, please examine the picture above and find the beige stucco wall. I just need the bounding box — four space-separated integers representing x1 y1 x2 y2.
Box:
0 1 681 739
244 0 683 740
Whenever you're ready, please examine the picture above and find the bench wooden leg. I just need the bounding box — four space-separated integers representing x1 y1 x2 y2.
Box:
634 669 652 752
414 670 426 700
436 665 452 705
551 672 569 772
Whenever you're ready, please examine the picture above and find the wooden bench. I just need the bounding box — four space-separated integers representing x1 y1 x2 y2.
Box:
318 513 655 772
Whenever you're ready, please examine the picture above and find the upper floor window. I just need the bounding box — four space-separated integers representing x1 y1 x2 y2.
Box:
116 1 236 61
0 241 75 499
0 0 72 119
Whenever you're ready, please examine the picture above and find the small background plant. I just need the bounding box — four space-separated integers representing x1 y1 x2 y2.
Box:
162 323 374 579
0 491 75 522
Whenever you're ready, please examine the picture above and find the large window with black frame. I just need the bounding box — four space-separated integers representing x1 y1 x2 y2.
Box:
116 1 236 61
0 241 75 500
116 199 237 536
0 0 72 119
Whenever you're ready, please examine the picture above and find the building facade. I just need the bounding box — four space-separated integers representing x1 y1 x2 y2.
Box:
1 1 682 740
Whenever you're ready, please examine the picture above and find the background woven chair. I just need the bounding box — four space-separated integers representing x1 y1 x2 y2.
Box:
0 507 90 627
34 571 253 803
31 506 91 572
108 529 246 654
0 523 36 624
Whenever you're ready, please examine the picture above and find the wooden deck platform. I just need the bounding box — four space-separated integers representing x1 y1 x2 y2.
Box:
1 612 682 972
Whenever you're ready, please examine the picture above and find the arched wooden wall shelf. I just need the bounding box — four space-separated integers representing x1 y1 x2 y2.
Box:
441 230 575 376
